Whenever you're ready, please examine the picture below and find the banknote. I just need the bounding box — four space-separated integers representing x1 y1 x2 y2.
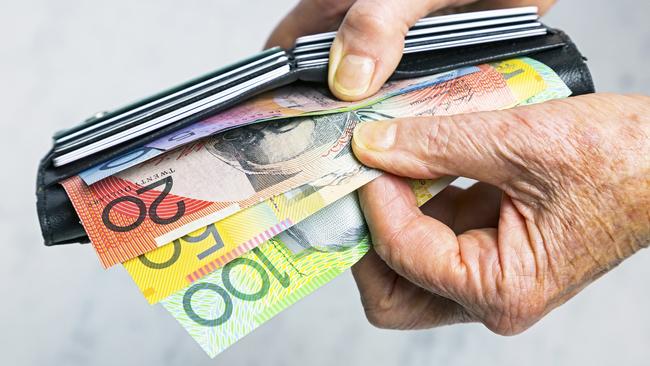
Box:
162 232 370 357
79 67 479 185
63 63 525 268
518 58 572 105
122 61 535 299
352 58 545 124
492 58 548 103
124 166 382 304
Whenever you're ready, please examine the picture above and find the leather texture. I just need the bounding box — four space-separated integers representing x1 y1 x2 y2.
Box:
36 28 595 246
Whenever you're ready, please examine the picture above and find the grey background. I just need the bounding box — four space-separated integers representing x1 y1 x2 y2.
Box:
1 0 649 365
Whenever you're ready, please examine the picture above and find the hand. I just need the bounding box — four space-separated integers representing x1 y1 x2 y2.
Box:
266 0 556 101
350 93 650 334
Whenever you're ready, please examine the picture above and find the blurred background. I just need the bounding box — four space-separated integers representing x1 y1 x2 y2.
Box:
1 0 649 365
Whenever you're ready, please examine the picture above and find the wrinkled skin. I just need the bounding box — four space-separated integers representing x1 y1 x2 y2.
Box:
268 0 650 335
351 94 650 334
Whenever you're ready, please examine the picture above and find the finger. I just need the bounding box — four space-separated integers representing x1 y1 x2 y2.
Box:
265 0 355 49
351 247 397 308
359 174 506 305
328 0 453 101
351 103 550 188
358 174 467 299
351 248 474 329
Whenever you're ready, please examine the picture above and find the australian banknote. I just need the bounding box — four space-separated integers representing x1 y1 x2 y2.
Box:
517 58 572 105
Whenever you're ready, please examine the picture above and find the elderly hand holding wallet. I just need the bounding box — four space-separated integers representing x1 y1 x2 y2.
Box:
267 0 650 335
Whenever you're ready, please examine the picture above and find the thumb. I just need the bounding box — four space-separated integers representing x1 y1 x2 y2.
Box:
351 106 544 187
328 0 446 101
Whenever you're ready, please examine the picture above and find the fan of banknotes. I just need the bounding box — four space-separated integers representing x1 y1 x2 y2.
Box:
59 57 571 357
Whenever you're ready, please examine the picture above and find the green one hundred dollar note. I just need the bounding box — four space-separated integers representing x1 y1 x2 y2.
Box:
161 229 371 357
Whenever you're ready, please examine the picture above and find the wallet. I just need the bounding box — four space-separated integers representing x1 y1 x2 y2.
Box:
36 7 595 246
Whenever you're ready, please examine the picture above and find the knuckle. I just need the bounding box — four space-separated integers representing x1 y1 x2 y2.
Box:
363 308 395 329
494 103 579 202
423 117 453 169
360 295 399 329
486 292 547 336
487 312 537 336
375 216 446 289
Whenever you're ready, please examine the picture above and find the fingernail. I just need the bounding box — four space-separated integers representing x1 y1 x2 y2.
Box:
329 38 375 98
353 122 397 152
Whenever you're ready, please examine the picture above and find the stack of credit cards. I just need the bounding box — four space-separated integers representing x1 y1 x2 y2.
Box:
51 6 545 167
294 6 544 67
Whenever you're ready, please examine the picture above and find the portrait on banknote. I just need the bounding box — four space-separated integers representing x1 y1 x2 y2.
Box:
280 193 368 253
205 112 360 191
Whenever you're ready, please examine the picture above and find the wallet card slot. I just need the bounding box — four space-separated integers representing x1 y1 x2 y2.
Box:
408 14 539 37
405 28 547 53
295 6 538 45
293 21 542 55
54 55 288 159
296 26 547 68
391 29 567 80
53 47 286 142
405 22 542 47
412 6 537 28
55 50 288 148
54 54 289 161
293 15 540 54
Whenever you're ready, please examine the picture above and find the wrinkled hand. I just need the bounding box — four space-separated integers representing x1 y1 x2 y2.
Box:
267 0 650 334
266 0 556 100
350 94 650 334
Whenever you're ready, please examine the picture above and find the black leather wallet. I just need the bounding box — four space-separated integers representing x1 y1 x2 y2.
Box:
36 9 595 247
